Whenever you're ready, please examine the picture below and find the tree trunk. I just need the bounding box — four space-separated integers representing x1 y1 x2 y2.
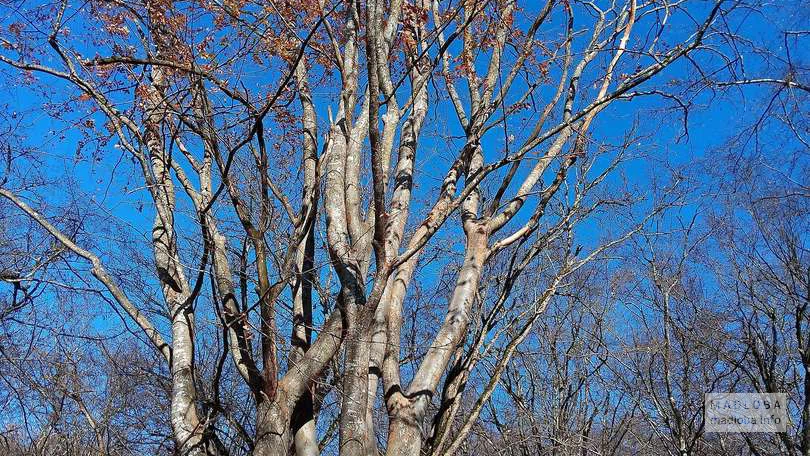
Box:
386 229 489 455
254 399 292 456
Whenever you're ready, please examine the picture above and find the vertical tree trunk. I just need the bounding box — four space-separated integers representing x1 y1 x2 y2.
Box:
386 230 489 455
254 399 292 456
338 287 375 456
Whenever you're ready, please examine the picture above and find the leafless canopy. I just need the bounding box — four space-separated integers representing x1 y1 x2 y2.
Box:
0 0 807 455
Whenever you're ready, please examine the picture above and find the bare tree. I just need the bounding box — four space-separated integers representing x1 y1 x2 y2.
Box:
0 0 805 455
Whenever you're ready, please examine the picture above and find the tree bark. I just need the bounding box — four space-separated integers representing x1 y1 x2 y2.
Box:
386 228 489 455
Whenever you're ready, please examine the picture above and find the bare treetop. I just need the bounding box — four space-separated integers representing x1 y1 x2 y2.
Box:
0 1 807 455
